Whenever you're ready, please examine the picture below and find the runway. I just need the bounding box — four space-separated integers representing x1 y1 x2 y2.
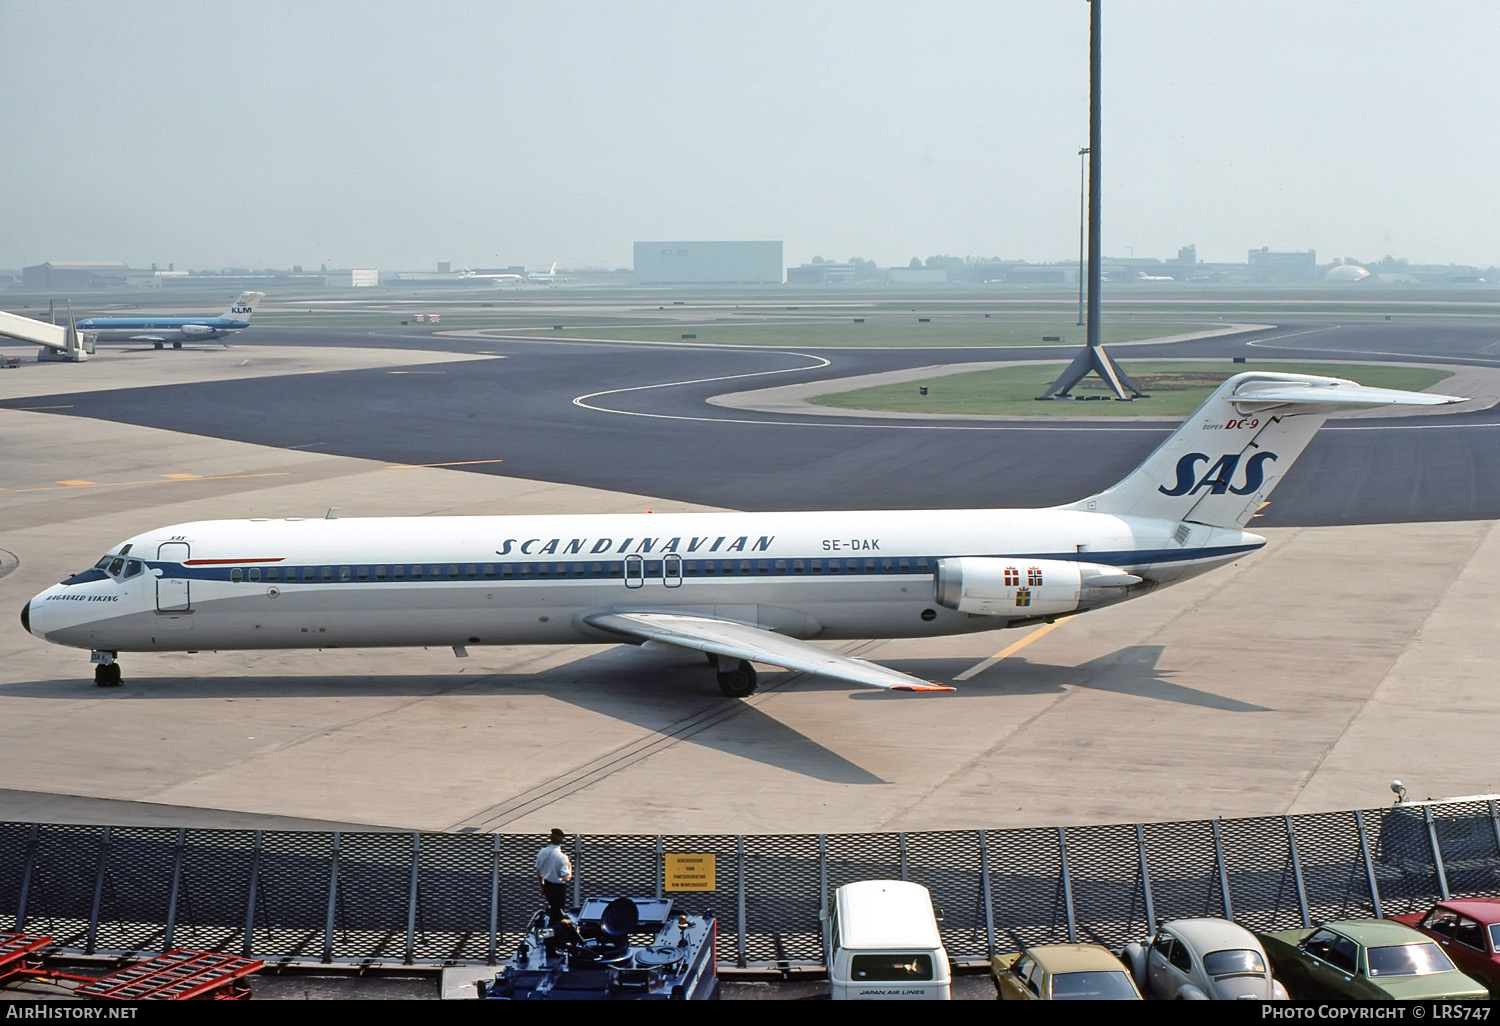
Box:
1 302 1498 836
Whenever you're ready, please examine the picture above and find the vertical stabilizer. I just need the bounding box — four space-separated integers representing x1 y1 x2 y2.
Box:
223 292 265 321
1063 372 1464 529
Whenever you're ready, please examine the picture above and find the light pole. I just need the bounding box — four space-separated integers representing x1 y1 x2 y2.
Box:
1077 146 1089 326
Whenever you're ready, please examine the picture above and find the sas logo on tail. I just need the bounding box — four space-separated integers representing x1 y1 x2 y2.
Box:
1158 451 1278 497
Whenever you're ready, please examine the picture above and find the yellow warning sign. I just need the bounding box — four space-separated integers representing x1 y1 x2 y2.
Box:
664 853 716 892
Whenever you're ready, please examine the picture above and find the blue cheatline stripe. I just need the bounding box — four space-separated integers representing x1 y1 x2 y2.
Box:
78 318 246 330
137 543 1261 586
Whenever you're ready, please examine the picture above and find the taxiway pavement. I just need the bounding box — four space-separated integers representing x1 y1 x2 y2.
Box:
1 325 1496 837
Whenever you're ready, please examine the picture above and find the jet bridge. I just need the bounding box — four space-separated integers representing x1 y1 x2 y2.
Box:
0 303 95 361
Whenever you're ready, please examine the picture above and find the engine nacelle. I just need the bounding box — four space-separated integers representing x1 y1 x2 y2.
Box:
933 557 1141 617
180 323 216 337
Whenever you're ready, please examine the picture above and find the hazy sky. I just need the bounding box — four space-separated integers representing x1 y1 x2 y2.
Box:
3 1 1496 272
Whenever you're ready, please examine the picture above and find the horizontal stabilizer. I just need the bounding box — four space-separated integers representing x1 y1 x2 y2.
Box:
1228 379 1466 410
586 611 954 692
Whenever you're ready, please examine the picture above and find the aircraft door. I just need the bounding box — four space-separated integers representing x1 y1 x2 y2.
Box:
624 554 645 589
663 554 682 588
156 542 192 612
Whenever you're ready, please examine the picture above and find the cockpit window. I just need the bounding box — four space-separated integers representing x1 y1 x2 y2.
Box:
65 551 144 586
64 556 116 586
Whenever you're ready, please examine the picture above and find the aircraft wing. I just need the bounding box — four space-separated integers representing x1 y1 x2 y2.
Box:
584 611 955 692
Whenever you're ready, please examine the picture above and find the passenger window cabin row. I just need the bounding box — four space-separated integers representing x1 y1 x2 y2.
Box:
224 557 938 583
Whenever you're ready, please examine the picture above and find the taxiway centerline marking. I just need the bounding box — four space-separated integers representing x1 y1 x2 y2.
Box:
953 621 1064 681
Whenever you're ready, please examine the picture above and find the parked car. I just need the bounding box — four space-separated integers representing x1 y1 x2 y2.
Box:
1123 917 1288 1000
1258 919 1489 1001
826 880 951 1000
1389 897 1500 992
991 943 1142 1000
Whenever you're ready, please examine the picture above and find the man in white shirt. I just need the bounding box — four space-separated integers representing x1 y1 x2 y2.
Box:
535 827 572 920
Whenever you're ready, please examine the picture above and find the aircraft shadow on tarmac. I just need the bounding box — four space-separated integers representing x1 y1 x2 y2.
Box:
5 646 903 786
6 645 1265 796
924 644 1271 713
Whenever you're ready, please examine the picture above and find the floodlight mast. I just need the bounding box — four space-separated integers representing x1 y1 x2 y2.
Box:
1038 0 1144 402
1087 0 1101 351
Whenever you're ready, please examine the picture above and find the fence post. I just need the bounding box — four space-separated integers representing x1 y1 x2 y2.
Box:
978 830 995 957
15 823 38 932
1135 824 1156 935
324 832 340 963
488 834 500 965
1212 820 1233 921
1057 827 1077 943
1490 800 1500 873
570 834 581 909
164 828 186 951
819 835 831 973
898 833 908 880
243 831 263 957
405 834 420 965
86 826 109 955
655 836 664 899
1285 817 1310 928
1354 810 1382 919
736 836 747 969
1424 806 1450 900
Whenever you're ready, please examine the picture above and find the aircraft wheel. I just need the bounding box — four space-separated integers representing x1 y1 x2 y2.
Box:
716 660 757 698
154 342 164 350
95 662 122 687
172 341 182 349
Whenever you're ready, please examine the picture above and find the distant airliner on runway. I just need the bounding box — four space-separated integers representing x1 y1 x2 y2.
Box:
457 268 523 284
75 292 264 347
21 372 1462 693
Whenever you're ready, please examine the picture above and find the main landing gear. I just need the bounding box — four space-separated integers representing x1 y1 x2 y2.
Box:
714 656 757 698
92 651 121 687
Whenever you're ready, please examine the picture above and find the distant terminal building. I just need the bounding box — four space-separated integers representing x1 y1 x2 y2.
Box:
1248 247 1317 283
634 241 783 284
1325 264 1372 283
22 262 141 290
786 261 855 285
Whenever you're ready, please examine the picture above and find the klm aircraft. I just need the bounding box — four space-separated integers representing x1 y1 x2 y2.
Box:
75 292 265 348
20 372 1463 693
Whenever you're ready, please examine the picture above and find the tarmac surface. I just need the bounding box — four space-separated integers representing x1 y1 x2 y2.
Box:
1 302 1498 998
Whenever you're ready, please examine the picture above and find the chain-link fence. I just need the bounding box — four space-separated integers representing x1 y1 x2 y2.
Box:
2 797 1496 969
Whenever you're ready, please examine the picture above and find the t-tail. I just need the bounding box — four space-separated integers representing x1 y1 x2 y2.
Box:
1063 371 1465 529
222 291 265 322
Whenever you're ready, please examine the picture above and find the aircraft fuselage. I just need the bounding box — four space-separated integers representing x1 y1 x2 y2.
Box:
22 508 1259 654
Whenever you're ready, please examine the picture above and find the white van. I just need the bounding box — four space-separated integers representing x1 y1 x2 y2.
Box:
826 880 951 1000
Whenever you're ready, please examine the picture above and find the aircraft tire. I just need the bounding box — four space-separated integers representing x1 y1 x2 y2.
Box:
94 663 121 687
716 660 757 698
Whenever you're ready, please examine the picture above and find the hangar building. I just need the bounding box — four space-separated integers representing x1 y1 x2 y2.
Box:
634 241 783 284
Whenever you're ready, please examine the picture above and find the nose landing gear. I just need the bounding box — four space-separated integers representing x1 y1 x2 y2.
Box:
91 651 121 687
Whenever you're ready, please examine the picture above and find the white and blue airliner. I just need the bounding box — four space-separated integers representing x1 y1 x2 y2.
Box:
76 292 264 348
20 372 1462 694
